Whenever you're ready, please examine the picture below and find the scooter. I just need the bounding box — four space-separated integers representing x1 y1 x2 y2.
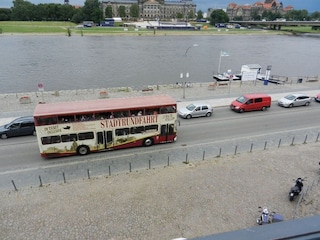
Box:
256 206 284 225
289 178 305 201
256 206 272 225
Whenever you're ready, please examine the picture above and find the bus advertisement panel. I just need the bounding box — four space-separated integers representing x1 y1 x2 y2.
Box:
33 95 177 158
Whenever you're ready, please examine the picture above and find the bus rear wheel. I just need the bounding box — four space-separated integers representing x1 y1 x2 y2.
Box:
143 138 153 147
77 145 90 155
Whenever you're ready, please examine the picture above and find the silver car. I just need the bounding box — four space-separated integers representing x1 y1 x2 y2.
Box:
278 93 311 108
178 103 213 119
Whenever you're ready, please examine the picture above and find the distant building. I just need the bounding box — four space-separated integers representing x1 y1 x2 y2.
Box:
101 0 196 20
226 0 293 21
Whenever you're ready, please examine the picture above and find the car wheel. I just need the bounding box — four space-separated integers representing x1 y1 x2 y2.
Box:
206 112 212 117
261 106 267 111
288 103 293 108
1 133 8 139
305 102 310 106
32 130 36 136
77 145 89 155
143 138 153 147
186 114 192 119
239 108 244 113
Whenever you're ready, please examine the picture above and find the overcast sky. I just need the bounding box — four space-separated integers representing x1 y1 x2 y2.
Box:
0 0 318 13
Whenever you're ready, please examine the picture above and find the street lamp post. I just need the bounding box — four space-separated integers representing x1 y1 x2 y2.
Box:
180 72 189 99
181 44 198 99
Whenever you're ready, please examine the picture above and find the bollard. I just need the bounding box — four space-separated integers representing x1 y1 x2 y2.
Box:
39 175 43 187
234 145 238 155
183 153 189 164
304 135 308 144
291 137 295 146
202 151 205 160
62 172 66 183
11 180 18 191
316 133 320 142
108 165 111 176
149 159 151 169
264 141 267 150
278 139 282 148
87 169 90 179
217 148 222 157
129 162 132 172
167 156 170 166
250 143 253 153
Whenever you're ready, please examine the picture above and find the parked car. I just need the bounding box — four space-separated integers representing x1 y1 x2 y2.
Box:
178 103 213 119
277 93 311 108
0 116 35 139
315 93 320 102
230 94 271 113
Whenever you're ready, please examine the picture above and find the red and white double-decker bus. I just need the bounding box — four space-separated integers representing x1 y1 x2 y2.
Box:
33 95 177 158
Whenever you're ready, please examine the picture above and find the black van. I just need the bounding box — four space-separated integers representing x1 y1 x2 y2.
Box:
0 116 35 139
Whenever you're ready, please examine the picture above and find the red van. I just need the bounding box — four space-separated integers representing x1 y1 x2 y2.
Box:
230 93 271 113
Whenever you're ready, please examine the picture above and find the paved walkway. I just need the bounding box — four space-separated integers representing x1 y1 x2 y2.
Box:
0 80 319 126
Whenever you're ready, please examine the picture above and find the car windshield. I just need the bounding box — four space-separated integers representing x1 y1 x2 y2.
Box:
284 94 296 100
236 96 248 103
186 104 196 111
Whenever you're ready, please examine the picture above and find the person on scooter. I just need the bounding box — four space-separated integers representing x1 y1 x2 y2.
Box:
296 178 303 192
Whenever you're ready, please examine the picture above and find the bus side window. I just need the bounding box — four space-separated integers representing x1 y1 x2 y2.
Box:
61 134 78 142
78 132 94 140
41 137 51 145
38 117 57 125
59 116 74 123
51 135 61 143
114 111 128 118
130 126 144 134
145 125 158 132
115 128 129 136
146 108 160 115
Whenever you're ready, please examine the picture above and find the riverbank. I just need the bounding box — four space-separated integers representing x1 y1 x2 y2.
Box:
1 21 316 36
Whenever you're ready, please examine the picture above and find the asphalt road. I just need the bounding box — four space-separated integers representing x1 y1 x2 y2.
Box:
0 102 319 190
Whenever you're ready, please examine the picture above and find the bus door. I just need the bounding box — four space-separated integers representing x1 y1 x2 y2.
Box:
97 130 113 150
160 124 175 142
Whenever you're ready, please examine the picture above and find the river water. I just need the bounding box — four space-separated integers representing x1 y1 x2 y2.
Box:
0 34 319 94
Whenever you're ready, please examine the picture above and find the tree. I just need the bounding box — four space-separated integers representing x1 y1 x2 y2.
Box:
310 11 320 21
82 0 102 22
188 10 195 20
11 0 35 20
251 9 261 21
118 6 126 18
105 5 112 18
175 12 182 19
130 4 139 19
285 10 309 21
209 9 229 26
0 8 11 21
196 10 203 20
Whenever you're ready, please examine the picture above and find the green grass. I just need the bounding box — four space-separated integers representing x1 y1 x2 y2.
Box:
0 21 318 36
280 26 320 33
0 21 76 34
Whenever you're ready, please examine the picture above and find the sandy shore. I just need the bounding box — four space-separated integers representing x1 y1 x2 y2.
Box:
1 142 320 239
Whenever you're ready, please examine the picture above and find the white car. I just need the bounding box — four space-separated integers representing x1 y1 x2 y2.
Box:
278 93 311 108
178 103 213 119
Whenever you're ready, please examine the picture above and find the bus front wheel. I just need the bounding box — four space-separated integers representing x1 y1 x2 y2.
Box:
77 145 90 155
143 138 153 147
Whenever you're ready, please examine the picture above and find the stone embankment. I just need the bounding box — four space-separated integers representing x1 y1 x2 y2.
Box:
0 78 319 119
